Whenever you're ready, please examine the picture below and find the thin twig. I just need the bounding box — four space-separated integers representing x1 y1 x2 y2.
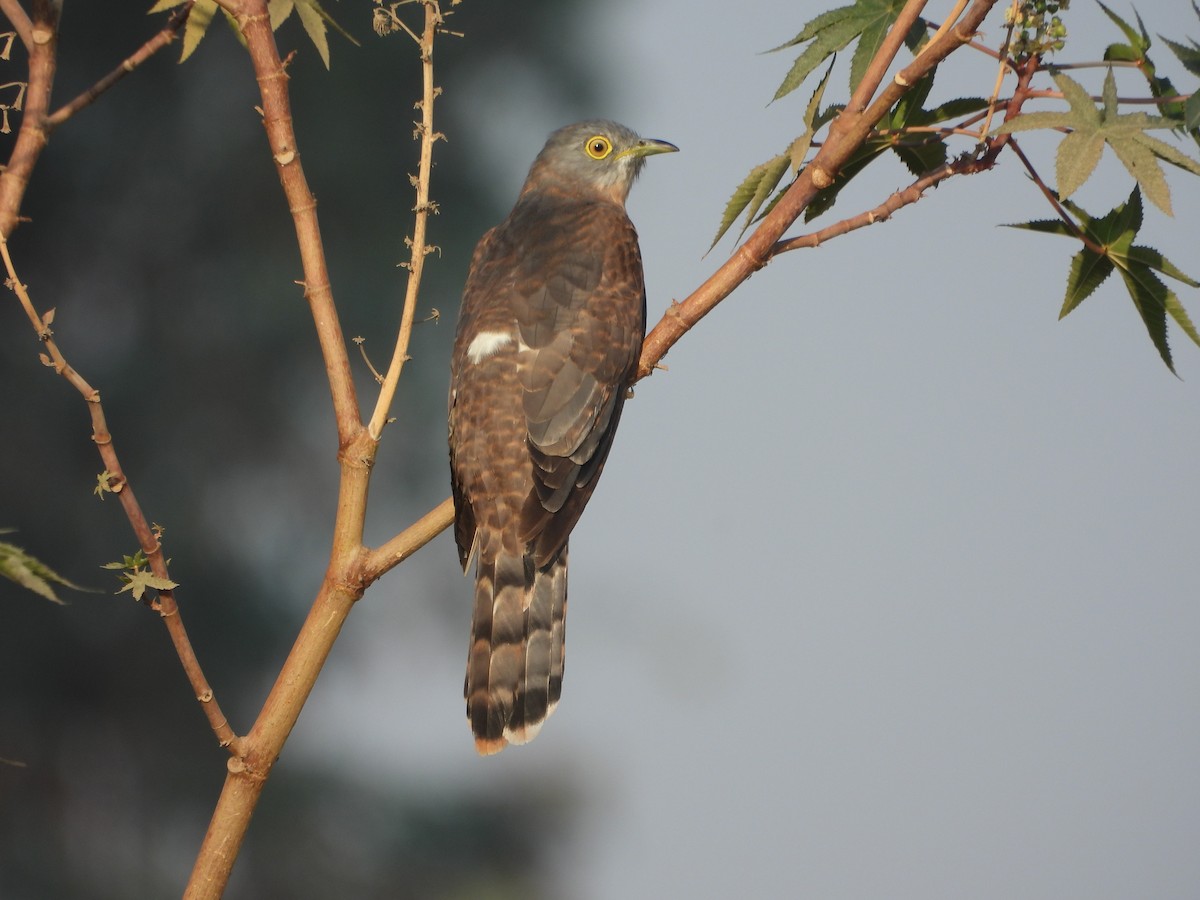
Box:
1006 135 1100 252
45 2 193 130
368 0 445 439
0 234 242 755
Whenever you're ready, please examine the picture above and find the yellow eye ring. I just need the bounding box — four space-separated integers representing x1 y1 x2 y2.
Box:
584 135 613 160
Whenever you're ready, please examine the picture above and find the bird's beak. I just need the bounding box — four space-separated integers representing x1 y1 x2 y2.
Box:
621 138 680 160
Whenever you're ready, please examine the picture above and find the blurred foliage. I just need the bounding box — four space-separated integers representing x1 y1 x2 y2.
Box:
0 0 597 895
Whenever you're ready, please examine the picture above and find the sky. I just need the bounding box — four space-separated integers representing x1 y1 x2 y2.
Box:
294 2 1200 898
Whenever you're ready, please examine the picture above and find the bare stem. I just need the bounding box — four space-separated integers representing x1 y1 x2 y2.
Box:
368 0 445 440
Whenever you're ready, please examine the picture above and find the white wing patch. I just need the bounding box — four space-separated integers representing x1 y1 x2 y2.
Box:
466 329 515 363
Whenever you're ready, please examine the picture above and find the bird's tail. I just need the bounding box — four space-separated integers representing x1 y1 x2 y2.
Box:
465 547 567 755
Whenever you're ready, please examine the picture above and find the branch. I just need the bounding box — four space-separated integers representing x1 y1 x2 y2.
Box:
45 2 192 130
184 3 453 895
637 0 1002 378
0 0 56 239
0 234 242 755
223 0 361 443
361 495 454 582
368 0 445 440
0 0 33 53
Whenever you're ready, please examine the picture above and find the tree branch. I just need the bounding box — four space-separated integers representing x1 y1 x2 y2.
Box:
636 0 1002 379
368 1 445 439
1 234 242 755
226 0 361 444
44 1 192 130
0 0 56 239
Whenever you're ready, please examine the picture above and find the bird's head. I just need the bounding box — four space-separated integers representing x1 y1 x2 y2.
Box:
522 119 678 204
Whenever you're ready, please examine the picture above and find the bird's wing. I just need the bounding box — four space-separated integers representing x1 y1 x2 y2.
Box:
509 197 646 565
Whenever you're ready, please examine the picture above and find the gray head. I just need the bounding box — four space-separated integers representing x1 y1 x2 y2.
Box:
521 119 678 204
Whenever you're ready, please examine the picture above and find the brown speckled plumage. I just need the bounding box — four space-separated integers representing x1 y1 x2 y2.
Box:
448 120 676 754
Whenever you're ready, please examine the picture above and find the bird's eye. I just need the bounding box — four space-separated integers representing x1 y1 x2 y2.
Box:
585 135 613 160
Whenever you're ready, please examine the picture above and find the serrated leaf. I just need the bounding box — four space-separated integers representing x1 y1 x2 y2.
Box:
148 0 188 13
1185 93 1200 133
893 140 946 176
996 71 1199 212
180 0 219 62
1160 34 1200 77
269 0 295 30
1106 133 1173 214
769 4 860 52
770 0 907 101
295 0 330 68
1096 1 1149 53
1126 246 1200 288
1062 248 1114 317
1118 264 1175 371
1009 189 1199 371
773 14 864 101
1056 130 1106 199
710 156 790 250
1003 218 1078 237
789 58 837 174
1 540 89 604
117 569 179 603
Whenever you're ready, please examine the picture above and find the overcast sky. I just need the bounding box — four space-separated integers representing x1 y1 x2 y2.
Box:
296 3 1200 897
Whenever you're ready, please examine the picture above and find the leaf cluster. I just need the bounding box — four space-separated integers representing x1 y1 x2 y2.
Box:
101 548 179 602
713 0 1200 372
150 0 358 68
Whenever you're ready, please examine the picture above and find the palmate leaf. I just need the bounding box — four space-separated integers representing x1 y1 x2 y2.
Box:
1005 190 1200 372
770 0 911 101
995 71 1200 214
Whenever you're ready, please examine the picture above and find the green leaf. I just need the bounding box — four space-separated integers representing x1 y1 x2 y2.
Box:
1160 34 1200 77
1062 247 1115 317
1117 264 1175 371
1185 93 1200 133
152 0 356 65
295 0 331 68
117 570 179 603
772 12 863 101
770 0 907 100
1097 1 1149 54
710 156 789 250
712 60 836 249
1004 218 1078 238
995 71 1200 214
1 537 89 604
1007 190 1200 372
180 0 219 62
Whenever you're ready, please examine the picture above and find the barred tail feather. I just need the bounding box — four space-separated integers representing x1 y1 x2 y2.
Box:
465 547 568 755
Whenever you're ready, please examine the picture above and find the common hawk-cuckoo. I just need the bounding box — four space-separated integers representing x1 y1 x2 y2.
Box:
448 120 676 754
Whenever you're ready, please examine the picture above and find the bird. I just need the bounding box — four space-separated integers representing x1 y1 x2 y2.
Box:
448 120 677 755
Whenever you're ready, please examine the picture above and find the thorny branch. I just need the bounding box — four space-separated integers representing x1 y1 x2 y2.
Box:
368 0 450 439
